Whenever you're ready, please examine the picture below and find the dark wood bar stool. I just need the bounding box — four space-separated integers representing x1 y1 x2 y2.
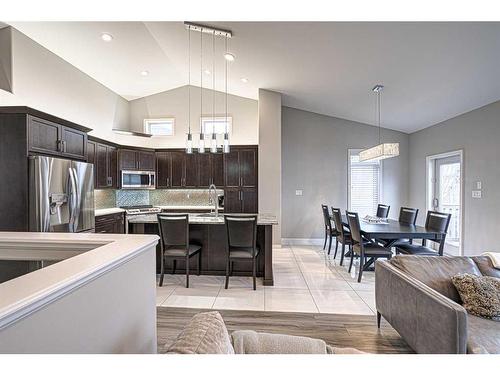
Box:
331 207 352 264
376 204 390 218
322 204 339 255
396 211 451 256
157 213 201 288
346 211 393 282
224 214 259 290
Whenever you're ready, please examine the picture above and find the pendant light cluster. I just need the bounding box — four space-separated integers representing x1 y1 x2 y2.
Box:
359 85 400 162
185 22 233 154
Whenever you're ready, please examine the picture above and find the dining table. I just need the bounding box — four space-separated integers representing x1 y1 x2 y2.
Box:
331 214 447 270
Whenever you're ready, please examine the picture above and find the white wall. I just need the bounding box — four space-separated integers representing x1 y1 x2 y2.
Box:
128 85 258 149
408 100 500 255
0 28 130 141
281 106 409 240
258 89 282 244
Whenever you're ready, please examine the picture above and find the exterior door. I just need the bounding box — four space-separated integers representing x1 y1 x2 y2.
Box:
431 154 462 255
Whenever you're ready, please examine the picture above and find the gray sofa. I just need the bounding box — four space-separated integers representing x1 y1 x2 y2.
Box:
375 255 500 354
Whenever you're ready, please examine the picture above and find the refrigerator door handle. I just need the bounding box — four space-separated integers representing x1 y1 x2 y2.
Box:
68 167 78 232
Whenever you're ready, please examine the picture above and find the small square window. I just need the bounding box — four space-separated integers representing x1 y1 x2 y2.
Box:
200 116 232 135
144 118 175 136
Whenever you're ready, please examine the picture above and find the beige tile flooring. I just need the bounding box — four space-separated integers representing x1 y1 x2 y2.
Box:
156 244 376 315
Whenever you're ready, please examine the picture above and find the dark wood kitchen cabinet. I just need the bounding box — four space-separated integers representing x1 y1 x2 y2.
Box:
223 147 258 213
27 115 87 160
95 212 125 234
156 151 172 188
118 149 155 171
198 153 224 187
87 140 117 189
156 150 199 188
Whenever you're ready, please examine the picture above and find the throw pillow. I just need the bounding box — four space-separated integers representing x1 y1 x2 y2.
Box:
451 273 500 321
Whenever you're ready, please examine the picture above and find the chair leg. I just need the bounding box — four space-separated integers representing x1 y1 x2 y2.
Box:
225 256 230 289
197 252 201 276
333 238 339 259
327 233 332 255
230 261 234 276
348 250 354 273
323 229 327 250
340 242 346 266
377 311 382 328
172 259 176 275
357 255 364 283
159 255 165 287
185 256 190 288
252 257 257 291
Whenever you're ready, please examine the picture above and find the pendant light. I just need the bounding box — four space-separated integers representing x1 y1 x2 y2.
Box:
223 34 230 153
198 29 206 154
359 85 399 162
210 30 218 153
186 26 193 154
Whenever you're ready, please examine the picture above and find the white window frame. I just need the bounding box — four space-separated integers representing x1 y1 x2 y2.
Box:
143 118 175 136
199 116 232 135
347 149 383 216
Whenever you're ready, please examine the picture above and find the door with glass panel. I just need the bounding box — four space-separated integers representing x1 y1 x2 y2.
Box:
431 155 461 255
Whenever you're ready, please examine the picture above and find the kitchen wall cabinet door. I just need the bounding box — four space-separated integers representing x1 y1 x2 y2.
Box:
138 151 155 171
87 140 97 187
61 126 87 160
212 153 224 187
119 149 137 170
198 153 212 187
92 142 117 189
108 146 118 188
27 116 62 155
170 151 185 187
224 151 240 188
156 152 172 188
240 149 257 188
184 153 199 187
96 143 109 188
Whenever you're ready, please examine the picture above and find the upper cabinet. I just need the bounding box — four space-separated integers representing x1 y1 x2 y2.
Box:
156 151 201 188
87 140 117 189
118 149 155 171
27 115 87 160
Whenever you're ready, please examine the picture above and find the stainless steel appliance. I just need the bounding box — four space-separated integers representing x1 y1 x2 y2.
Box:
121 170 155 189
29 156 95 232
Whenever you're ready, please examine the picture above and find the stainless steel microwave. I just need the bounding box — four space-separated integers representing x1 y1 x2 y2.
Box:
121 170 155 189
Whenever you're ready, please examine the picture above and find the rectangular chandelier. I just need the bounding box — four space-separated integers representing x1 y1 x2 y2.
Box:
359 143 400 162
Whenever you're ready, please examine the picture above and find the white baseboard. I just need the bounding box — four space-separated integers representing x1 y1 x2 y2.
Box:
281 238 324 246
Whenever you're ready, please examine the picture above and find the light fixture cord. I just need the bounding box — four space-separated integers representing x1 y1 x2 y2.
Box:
200 28 203 137
188 27 191 134
213 30 216 133
225 35 228 134
378 89 381 144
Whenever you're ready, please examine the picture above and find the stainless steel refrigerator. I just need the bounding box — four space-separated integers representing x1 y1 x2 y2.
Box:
29 156 95 233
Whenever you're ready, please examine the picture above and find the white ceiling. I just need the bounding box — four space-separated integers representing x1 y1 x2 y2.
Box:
8 21 500 133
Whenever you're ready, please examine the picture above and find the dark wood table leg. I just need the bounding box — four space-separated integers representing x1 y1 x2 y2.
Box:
263 225 274 286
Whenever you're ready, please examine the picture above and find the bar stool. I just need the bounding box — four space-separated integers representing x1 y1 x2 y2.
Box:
224 214 259 290
157 213 201 288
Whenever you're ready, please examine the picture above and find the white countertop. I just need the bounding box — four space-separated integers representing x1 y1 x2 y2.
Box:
95 208 126 216
127 213 278 225
0 232 159 330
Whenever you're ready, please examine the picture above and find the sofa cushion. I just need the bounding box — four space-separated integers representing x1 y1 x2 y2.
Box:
467 315 500 354
165 311 235 354
389 255 482 303
471 256 500 279
451 273 500 321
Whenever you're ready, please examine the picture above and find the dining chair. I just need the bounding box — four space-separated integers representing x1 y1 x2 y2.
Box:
157 213 201 288
321 204 339 255
395 210 451 256
224 214 259 290
346 211 393 282
381 207 420 248
376 204 390 218
331 207 352 264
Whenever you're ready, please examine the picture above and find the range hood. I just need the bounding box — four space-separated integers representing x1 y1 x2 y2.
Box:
112 128 152 138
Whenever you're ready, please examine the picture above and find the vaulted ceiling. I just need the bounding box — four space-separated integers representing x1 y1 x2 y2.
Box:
9 21 500 133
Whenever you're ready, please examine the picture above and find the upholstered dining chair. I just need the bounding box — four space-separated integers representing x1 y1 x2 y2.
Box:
158 213 202 288
321 204 339 255
376 204 390 218
331 207 352 264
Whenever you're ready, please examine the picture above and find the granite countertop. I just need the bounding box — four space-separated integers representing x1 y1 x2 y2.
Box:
127 213 278 225
156 205 222 211
95 208 126 217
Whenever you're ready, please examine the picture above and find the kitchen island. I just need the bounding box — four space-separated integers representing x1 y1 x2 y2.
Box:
127 213 278 286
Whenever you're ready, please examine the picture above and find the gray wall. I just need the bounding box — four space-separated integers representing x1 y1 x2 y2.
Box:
408 100 500 256
281 106 409 240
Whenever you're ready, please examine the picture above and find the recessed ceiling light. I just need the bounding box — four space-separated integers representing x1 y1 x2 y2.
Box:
140 70 149 76
101 33 113 42
241 78 249 83
224 53 235 62
204 69 211 75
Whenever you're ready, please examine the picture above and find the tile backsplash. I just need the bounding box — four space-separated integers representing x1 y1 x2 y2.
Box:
95 188 223 209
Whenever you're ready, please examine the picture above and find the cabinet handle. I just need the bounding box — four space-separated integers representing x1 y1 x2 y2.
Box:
239 191 242 201
167 177 169 187
240 176 243 186
63 140 67 153
57 140 62 152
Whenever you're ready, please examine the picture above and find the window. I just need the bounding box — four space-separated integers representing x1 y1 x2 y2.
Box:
200 116 232 135
143 118 175 136
348 149 382 217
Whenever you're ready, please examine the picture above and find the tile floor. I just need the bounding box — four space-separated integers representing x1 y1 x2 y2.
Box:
156 244 376 315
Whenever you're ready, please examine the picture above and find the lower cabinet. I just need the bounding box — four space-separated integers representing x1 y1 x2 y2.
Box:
223 187 258 213
95 212 125 234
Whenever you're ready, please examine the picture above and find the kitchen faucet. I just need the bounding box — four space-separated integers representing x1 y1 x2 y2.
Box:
208 184 218 218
